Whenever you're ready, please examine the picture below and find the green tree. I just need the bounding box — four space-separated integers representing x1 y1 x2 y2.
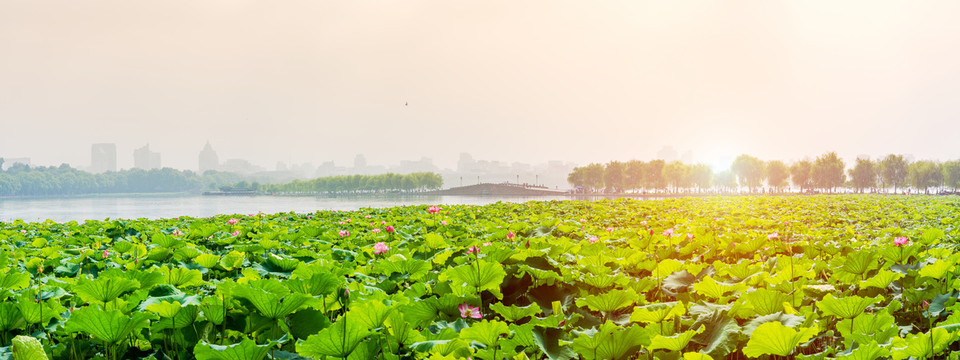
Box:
567 167 587 189
583 163 605 192
642 160 666 193
624 160 645 192
714 171 736 193
603 161 626 193
731 154 765 192
880 154 909 194
662 161 689 193
790 160 813 192
848 158 877 194
812 152 845 192
909 161 941 194
688 164 712 193
765 160 790 193
943 160 960 192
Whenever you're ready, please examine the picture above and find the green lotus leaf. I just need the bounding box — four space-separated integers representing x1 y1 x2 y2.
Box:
194 338 274 360
532 326 577 360
200 295 227 325
653 259 684 279
840 251 878 276
73 276 140 304
819 294 882 319
743 288 790 316
836 341 889 360
233 279 317 319
892 328 955 360
459 319 509 347
350 300 392 330
631 302 685 324
690 310 741 359
161 266 205 288
285 272 342 296
16 289 62 326
836 311 897 348
195 253 220 269
0 302 24 332
296 315 371 358
289 308 331 340
0 271 31 291
693 275 746 300
649 324 705 352
489 302 542 322
682 352 713 360
145 301 199 330
153 234 184 249
11 335 48 360
441 260 506 299
742 321 818 358
576 288 639 313
859 269 903 290
372 255 431 281
571 321 649 360
63 307 155 345
219 251 246 270
742 312 805 337
918 259 954 279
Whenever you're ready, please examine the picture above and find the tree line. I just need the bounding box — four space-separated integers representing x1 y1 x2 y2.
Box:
567 152 960 195
264 172 443 194
0 163 235 196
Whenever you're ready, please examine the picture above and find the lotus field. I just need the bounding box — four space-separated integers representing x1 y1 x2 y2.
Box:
1 196 960 360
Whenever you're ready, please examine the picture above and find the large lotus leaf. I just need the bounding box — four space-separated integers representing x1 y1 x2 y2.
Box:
693 276 746 300
459 319 509 347
384 308 426 349
819 294 882 319
200 295 227 325
0 302 24 331
297 316 371 358
137 285 201 312
919 228 945 245
441 260 506 299
285 272 342 296
373 255 432 281
631 302 685 324
489 302 541 322
194 338 273 360
195 254 221 269
840 251 878 276
576 288 639 313
63 307 155 344
234 284 316 319
219 251 247 270
145 301 199 330
73 276 140 304
891 328 955 360
690 310 740 359
744 288 790 316
859 269 903 290
532 327 577 360
11 335 48 360
289 309 332 340
410 339 472 358
162 267 205 288
836 341 889 360
918 259 954 280
571 321 649 360
349 300 392 330
252 254 301 277
0 271 30 291
653 259 684 279
682 353 713 360
400 298 441 328
662 270 697 295
16 289 63 326
648 324 705 352
153 234 184 249
836 312 897 348
742 312 805 337
742 322 818 358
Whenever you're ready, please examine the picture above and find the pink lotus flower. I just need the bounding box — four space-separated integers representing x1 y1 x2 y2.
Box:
507 231 515 240
373 242 389 254
427 206 443 214
768 232 779 240
345 219 352 223
580 219 587 223
101 250 109 259
440 220 448 226
385 225 395 233
371 228 381 233
459 303 482 319
640 221 647 226
894 236 909 246
172 229 183 236
482 242 492 246
588 236 599 244
606 227 614 232
686 233 694 239
663 228 675 237
338 230 350 237
381 221 387 225
466 246 480 255
923 300 930 309
365 215 372 219
231 231 241 237
338 221 345 225
227 218 239 225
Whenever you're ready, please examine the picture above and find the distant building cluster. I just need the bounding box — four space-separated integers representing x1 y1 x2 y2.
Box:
133 144 161 170
90 143 117 173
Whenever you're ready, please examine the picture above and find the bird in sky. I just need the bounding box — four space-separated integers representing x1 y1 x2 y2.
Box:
405 102 408 106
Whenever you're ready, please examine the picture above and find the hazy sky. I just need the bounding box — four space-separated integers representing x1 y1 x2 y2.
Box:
2 1 959 171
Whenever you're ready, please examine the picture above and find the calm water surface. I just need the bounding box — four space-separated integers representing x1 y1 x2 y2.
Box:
0 194 577 222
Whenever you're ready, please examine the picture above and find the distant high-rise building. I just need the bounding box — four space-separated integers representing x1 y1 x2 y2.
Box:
90 143 117 173
656 146 679 162
133 144 161 170
199 141 219 174
354 154 367 169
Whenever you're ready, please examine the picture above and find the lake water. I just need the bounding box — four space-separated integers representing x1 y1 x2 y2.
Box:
0 194 578 222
